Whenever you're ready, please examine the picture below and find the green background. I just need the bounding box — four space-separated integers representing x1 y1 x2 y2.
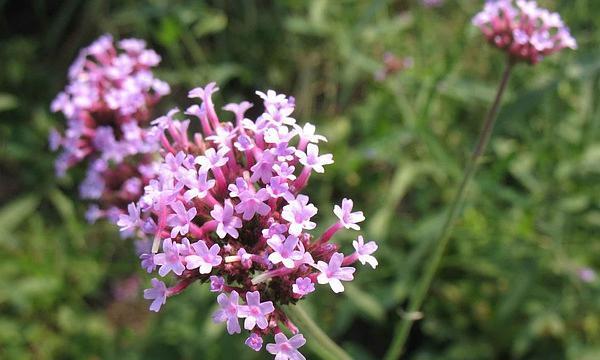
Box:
1 0 599 359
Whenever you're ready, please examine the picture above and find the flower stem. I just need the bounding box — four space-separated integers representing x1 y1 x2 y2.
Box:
286 304 353 360
383 59 514 360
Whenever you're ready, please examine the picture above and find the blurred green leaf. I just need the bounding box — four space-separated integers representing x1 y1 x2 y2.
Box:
0 93 18 112
193 11 227 37
0 195 39 238
345 283 385 323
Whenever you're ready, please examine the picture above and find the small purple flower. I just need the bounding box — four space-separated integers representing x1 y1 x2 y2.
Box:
267 235 305 269
273 142 296 161
196 147 229 171
140 253 156 273
117 203 141 232
513 28 529 45
51 92 71 116
48 128 62 151
167 200 197 238
181 170 215 202
238 291 275 330
266 130 293 149
119 38 146 53
266 333 306 360
223 101 253 122
138 48 160 66
273 162 296 181
250 150 276 183
177 237 194 256
164 151 187 172
256 90 287 109
93 127 118 157
353 236 378 269
122 177 142 196
578 267 597 283
85 204 102 224
206 126 235 149
235 188 271 220
234 134 255 152
294 123 327 144
185 240 222 274
262 222 288 239
245 333 263 351
212 290 241 334
143 278 167 312
292 277 315 297
228 177 250 198
262 103 296 126
238 248 253 268
105 206 122 223
80 168 105 200
334 198 365 230
266 176 293 201
142 217 157 234
210 275 225 292
154 238 186 276
211 200 243 239
151 108 179 129
281 195 318 236
315 252 356 293
296 143 333 173
188 82 219 100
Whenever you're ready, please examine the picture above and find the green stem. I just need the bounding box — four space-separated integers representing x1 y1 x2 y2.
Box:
384 59 514 360
286 304 353 360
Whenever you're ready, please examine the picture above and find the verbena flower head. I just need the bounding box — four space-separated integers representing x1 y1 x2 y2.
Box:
578 267 596 283
472 0 576 64
50 34 169 227
123 82 378 359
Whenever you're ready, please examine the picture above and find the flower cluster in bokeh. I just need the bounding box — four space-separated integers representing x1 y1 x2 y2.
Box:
49 35 169 224
472 0 576 64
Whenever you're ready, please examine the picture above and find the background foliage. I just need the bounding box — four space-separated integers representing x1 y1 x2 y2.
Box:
1 0 599 359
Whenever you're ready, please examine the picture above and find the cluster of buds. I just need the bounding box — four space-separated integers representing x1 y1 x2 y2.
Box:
374 52 414 81
49 34 170 224
118 83 378 358
472 0 576 64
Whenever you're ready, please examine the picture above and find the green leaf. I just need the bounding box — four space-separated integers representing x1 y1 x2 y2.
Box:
344 283 385 322
193 11 227 37
47 189 85 247
0 195 39 237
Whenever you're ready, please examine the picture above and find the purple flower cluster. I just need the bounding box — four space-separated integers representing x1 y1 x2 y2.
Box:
472 0 576 64
50 34 169 225
122 83 378 358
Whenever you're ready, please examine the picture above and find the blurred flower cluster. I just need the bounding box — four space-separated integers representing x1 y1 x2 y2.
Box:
117 83 378 358
420 0 445 8
49 35 170 224
472 0 576 64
